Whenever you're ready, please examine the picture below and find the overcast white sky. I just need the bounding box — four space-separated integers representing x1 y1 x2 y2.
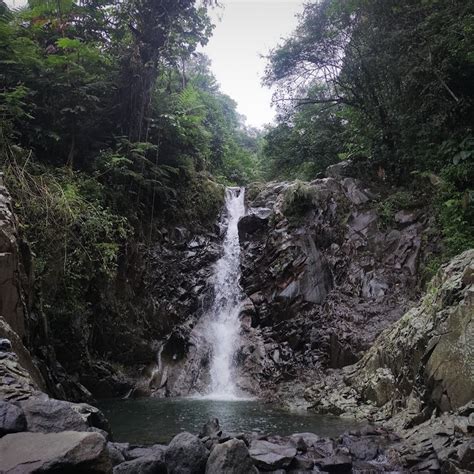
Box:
6 0 304 127
205 1 304 127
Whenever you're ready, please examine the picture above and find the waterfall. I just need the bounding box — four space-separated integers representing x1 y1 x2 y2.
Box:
205 187 246 399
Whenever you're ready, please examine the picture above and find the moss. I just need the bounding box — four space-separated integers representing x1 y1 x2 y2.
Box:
282 181 316 221
376 190 418 228
246 181 266 202
172 173 225 227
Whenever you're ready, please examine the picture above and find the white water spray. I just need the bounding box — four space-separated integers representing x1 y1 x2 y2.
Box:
205 187 246 399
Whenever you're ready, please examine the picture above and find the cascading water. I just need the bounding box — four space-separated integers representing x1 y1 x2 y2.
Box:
205 187 246 399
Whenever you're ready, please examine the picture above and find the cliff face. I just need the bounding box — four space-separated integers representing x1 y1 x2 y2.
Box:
0 175 30 346
0 175 91 402
235 169 435 400
2 163 471 418
0 175 47 398
305 249 474 423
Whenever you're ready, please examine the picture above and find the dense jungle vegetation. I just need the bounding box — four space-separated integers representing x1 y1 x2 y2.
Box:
0 0 473 327
0 0 263 325
262 0 474 264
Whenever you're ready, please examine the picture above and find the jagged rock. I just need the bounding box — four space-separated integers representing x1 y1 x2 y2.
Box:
326 161 353 179
127 444 166 460
238 213 268 241
249 439 296 470
205 438 258 474
237 175 430 401
0 400 26 435
165 432 209 474
306 249 474 425
289 432 320 452
341 436 380 461
107 442 126 466
0 431 111 473
199 417 221 438
113 456 167 474
0 317 45 401
288 454 315 470
0 177 28 341
19 397 111 435
0 338 12 351
315 454 352 473
458 440 474 471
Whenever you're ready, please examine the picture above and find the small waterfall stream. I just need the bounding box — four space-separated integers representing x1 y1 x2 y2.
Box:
205 187 246 399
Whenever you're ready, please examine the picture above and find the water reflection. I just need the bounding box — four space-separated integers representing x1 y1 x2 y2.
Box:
98 398 363 444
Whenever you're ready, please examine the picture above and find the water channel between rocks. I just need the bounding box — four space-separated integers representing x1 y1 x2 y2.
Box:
98 398 363 444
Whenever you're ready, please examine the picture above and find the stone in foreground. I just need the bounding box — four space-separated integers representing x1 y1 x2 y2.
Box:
165 431 209 474
249 439 296 470
0 430 111 473
113 456 167 474
206 438 258 474
0 400 26 435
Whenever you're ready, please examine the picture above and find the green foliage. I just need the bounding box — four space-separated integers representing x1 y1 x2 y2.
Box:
376 191 417 229
4 150 131 319
264 0 473 264
0 0 260 333
262 86 349 180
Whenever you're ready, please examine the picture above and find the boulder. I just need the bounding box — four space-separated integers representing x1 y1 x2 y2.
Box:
289 433 320 452
0 430 111 473
0 400 26 435
315 454 352 473
165 431 209 474
127 444 166 460
205 438 258 474
19 397 111 435
113 456 167 474
458 440 474 471
249 439 296 470
199 417 221 438
325 161 353 179
107 443 126 466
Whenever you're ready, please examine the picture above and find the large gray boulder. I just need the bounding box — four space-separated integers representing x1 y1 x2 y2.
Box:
126 444 167 460
0 430 111 473
113 456 167 474
249 439 296 470
165 431 209 474
0 400 26 435
19 397 111 435
205 439 258 474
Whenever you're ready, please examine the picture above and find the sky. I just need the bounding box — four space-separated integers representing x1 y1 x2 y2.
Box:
205 1 305 128
5 0 305 128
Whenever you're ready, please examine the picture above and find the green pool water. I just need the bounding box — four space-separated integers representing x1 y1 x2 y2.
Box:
98 397 363 444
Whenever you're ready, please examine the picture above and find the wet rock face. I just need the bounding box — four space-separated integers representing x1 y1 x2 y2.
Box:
239 178 431 398
306 250 474 426
0 176 29 340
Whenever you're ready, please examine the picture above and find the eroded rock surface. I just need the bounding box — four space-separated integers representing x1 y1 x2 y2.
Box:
306 249 474 425
205 438 258 474
237 178 433 399
0 431 111 473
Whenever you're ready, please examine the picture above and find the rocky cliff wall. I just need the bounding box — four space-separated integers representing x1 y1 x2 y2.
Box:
235 171 437 400
0 174 93 402
305 249 474 425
